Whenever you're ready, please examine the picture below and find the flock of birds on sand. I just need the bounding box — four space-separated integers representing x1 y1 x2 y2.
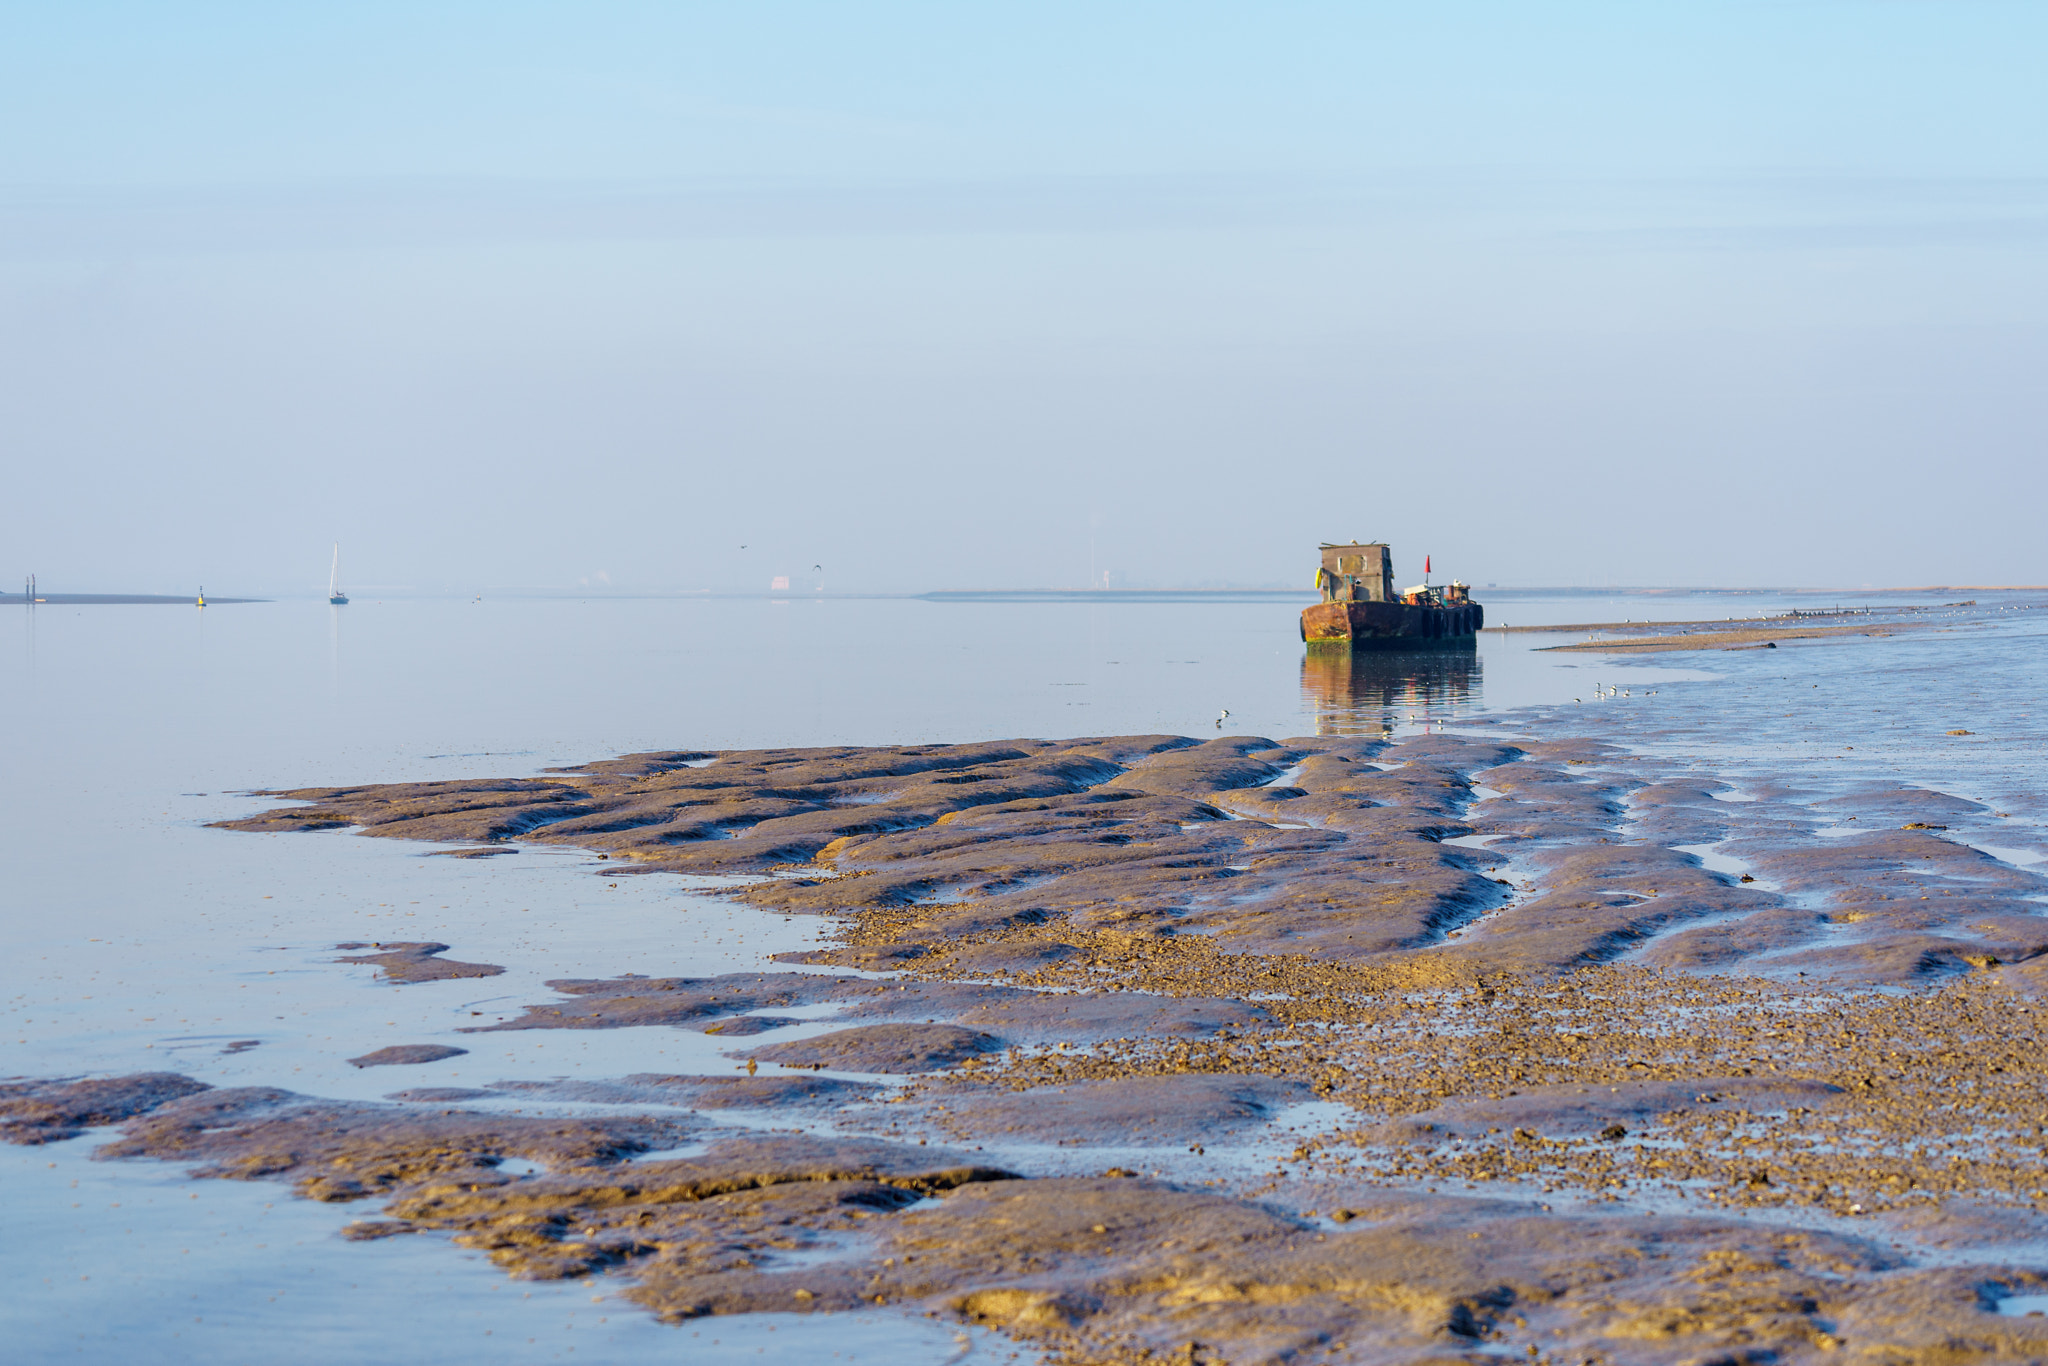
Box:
1574 683 1658 703
1215 683 1668 731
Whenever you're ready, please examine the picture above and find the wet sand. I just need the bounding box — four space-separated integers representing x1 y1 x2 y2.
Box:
1495 601 2021 653
1543 623 1919 652
14 730 2048 1362
1504 610 1955 654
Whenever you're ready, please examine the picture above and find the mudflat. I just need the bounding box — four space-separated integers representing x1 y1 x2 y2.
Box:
1543 623 1916 653
18 730 2048 1363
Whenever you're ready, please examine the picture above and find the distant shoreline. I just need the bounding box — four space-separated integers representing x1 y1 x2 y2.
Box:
0 594 266 605
925 584 2048 597
919 589 1313 602
4 585 2039 607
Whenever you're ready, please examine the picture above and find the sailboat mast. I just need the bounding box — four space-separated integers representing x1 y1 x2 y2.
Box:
329 544 340 599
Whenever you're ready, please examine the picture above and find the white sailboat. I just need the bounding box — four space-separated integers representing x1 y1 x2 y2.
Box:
328 544 349 605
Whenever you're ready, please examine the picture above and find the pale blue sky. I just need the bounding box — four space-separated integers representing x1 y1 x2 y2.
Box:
3 2 2044 591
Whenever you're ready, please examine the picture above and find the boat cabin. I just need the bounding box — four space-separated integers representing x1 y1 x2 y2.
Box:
1317 542 1396 604
1399 580 1473 607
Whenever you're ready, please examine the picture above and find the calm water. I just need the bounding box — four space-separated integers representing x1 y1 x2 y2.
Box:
4 588 2045 1360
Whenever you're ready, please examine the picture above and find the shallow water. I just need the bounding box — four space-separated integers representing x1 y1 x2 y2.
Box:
5 587 2047 1356
5 1129 1003 1363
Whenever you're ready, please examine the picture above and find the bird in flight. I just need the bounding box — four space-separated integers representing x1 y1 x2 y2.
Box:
1216 708 1230 728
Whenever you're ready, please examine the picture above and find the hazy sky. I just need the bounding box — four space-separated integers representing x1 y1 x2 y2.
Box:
3 2 2044 593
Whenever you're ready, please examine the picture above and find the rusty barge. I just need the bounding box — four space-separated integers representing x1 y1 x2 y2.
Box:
1300 542 1482 646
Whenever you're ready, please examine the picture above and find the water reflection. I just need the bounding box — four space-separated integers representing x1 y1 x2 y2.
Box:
329 600 344 702
1300 642 1480 736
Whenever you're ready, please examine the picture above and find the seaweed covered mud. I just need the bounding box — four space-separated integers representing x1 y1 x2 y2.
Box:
18 727 2048 1364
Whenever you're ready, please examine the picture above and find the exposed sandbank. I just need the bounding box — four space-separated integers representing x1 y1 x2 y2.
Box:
215 732 2036 984
12 732 2048 1362
1542 623 1920 653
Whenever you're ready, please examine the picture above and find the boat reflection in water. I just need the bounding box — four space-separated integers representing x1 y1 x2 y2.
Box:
1300 641 1480 736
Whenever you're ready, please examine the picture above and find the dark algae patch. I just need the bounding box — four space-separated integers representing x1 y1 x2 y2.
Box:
69 731 2045 1361
335 941 506 983
744 1022 1002 1073
465 969 1266 1040
87 1083 691 1203
0 1073 210 1144
347 1044 470 1068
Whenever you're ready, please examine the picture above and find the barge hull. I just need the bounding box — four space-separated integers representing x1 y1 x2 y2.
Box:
1300 600 1484 645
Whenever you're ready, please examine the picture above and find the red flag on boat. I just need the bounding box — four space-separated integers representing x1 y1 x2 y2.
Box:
1425 555 1431 576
